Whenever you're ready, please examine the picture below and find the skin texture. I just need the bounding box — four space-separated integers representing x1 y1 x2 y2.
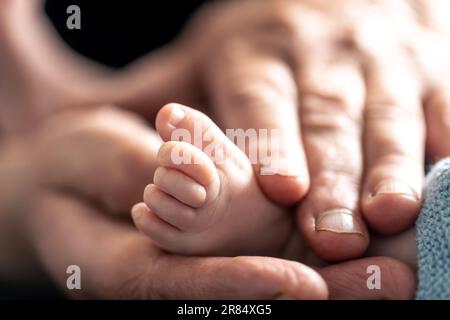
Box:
0 0 424 298
2 1 450 260
151 0 450 262
0 106 415 299
133 104 291 256
0 107 324 299
133 104 420 265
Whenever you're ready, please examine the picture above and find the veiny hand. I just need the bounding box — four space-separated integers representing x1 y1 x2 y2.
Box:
1 106 415 299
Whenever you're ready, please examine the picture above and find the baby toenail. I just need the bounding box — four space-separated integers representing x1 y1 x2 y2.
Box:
131 205 145 221
168 105 185 128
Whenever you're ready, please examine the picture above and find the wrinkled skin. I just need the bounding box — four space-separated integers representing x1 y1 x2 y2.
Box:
0 0 431 298
155 0 450 261
0 106 415 299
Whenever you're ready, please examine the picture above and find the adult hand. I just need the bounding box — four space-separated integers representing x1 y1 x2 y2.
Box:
0 0 186 134
1 105 326 299
111 0 450 261
0 0 418 296
32 193 416 300
0 106 415 299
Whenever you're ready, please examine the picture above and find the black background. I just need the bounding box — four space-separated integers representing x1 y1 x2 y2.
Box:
0 300 428 317
45 0 207 68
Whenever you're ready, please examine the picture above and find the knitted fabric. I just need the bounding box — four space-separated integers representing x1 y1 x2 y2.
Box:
416 158 450 299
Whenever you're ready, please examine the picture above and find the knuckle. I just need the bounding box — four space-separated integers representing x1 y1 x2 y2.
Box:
314 168 361 192
370 152 419 172
262 2 319 52
307 144 362 184
301 94 361 133
307 149 362 193
218 57 297 111
365 100 422 123
226 80 293 111
304 135 363 185
213 43 298 111
309 174 360 208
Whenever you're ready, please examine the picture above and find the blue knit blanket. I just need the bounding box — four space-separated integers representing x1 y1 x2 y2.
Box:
416 158 450 299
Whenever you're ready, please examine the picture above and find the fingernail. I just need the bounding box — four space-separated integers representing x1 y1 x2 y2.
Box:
168 105 185 128
372 180 419 200
316 209 364 235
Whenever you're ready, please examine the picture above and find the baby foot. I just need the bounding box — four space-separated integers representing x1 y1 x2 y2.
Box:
132 103 292 256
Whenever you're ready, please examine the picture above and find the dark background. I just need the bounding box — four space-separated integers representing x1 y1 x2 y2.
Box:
45 0 207 68
0 0 207 299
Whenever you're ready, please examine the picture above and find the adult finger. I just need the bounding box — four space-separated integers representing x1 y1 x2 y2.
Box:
34 106 161 215
0 0 111 132
206 42 309 205
296 53 369 261
320 257 416 300
361 54 424 234
424 85 450 160
0 0 198 133
111 44 200 118
29 192 328 299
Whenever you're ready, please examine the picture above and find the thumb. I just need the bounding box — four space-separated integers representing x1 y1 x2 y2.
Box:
320 257 416 300
146 255 328 300
30 191 328 299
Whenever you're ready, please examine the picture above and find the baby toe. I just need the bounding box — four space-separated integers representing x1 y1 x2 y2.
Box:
157 141 220 193
143 184 198 231
131 202 181 248
153 166 207 208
